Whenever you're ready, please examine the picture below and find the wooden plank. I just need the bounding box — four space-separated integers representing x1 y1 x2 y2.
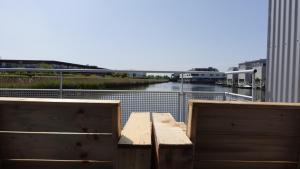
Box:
0 132 113 161
1 159 112 169
117 148 151 169
152 113 192 146
0 100 119 133
117 112 151 169
188 100 300 109
111 102 121 140
112 103 121 169
118 112 151 147
187 101 197 143
0 97 120 104
193 160 297 169
152 113 193 169
194 134 300 161
194 106 300 137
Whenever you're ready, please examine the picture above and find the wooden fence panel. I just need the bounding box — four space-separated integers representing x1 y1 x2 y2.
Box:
0 98 121 169
0 99 118 133
187 100 300 169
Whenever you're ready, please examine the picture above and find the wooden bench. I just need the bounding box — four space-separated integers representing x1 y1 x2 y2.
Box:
152 113 193 169
187 100 300 169
116 112 152 169
0 97 121 169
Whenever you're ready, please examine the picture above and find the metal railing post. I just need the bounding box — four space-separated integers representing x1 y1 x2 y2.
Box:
177 92 181 121
252 72 256 102
59 72 63 98
180 72 184 122
223 92 227 101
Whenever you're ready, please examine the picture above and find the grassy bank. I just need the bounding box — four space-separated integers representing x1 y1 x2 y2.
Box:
0 75 169 89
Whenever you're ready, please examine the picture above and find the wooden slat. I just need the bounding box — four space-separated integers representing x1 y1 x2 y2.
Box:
117 112 152 169
187 100 300 169
152 113 193 169
193 161 297 169
112 102 121 169
0 132 113 161
194 134 300 161
194 107 300 137
118 112 151 147
188 100 300 109
1 159 112 169
0 97 119 104
0 100 119 133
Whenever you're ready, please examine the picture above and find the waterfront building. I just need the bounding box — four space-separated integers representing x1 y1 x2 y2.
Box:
238 59 266 88
182 67 226 84
226 67 238 87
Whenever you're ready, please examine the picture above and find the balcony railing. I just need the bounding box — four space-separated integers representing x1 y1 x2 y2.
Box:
0 68 254 124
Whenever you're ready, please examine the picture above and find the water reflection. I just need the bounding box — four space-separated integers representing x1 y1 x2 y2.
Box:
115 82 265 101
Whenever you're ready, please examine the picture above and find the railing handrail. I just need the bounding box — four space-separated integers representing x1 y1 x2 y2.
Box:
0 68 227 74
0 88 243 96
225 69 257 74
225 92 253 99
183 91 225 95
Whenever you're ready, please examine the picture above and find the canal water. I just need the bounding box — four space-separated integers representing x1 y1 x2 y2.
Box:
122 82 265 101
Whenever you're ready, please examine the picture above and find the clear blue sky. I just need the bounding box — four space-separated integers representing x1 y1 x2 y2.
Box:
0 0 268 71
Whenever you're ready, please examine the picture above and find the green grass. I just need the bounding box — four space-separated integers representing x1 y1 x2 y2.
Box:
0 75 168 89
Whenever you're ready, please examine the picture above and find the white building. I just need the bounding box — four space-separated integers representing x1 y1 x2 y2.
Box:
226 67 238 87
238 59 266 88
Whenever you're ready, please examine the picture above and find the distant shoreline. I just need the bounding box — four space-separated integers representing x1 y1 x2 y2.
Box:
0 75 169 89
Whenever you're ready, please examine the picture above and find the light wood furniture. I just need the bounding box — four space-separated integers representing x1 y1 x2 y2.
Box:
0 97 121 169
152 113 193 169
187 100 300 169
117 112 152 169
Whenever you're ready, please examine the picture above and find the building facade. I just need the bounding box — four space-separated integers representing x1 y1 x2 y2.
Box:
226 67 239 87
238 59 266 88
266 0 300 102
